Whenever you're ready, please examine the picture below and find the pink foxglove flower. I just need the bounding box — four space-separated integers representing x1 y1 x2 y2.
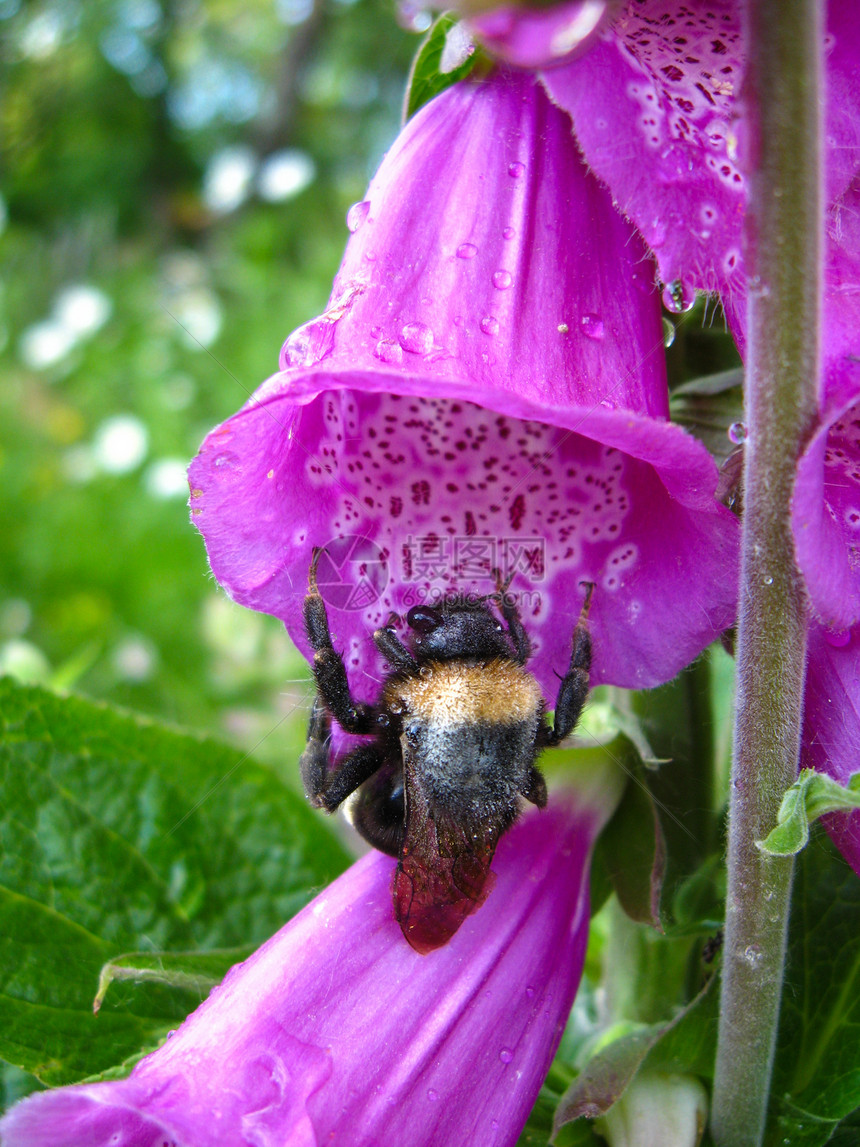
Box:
801 626 860 877
0 790 616 1147
188 69 738 701
468 1 858 325
792 177 860 874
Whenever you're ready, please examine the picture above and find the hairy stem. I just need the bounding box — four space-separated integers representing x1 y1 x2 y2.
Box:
710 4 822 1145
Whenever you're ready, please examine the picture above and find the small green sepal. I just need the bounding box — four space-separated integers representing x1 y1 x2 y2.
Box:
403 12 481 123
756 768 860 857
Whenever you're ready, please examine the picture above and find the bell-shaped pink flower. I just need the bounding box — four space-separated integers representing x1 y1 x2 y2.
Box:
468 0 858 324
188 69 738 699
0 792 611 1147
801 625 860 878
791 174 860 873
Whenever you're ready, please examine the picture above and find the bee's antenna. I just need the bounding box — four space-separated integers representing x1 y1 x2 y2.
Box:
308 545 327 593
491 566 515 601
578 580 595 622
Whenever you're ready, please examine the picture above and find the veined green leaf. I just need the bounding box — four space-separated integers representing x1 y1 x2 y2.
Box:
0 678 351 1087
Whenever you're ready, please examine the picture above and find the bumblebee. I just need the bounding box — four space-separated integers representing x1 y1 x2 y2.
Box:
300 548 593 954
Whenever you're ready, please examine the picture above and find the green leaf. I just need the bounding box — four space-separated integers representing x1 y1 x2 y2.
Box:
757 769 860 857
516 1060 601 1147
623 652 724 930
403 12 479 122
554 977 717 1135
593 742 667 929
93 947 255 1013
765 832 860 1145
0 678 351 1086
669 368 745 466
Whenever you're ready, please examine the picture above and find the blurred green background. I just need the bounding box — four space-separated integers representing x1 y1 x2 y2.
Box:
0 0 420 778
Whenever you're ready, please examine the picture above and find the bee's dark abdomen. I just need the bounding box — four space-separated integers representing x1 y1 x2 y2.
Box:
405 719 538 813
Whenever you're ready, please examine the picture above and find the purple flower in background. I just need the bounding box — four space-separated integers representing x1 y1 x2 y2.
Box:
189 69 738 701
467 0 859 325
801 626 860 878
792 174 860 874
0 792 615 1147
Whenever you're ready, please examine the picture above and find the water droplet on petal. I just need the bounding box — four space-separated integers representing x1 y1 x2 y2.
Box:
502 226 515 240
377 713 390 727
399 321 434 354
492 270 512 290
507 161 525 179
346 200 370 233
499 1047 514 1064
557 322 569 334
662 316 676 347
525 986 535 998
600 398 616 410
662 279 696 313
427 1089 438 1102
480 315 499 336
280 319 335 369
580 313 604 340
763 575 774 586
374 338 403 364
728 421 748 444
457 242 478 260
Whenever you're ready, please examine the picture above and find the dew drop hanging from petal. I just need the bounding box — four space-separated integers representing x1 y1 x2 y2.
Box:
399 322 434 354
662 279 696 314
280 319 336 369
347 200 371 233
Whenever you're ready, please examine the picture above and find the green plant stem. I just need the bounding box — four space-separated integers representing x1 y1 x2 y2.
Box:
710 4 822 1146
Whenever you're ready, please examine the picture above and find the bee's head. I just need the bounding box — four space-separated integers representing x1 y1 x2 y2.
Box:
405 597 512 662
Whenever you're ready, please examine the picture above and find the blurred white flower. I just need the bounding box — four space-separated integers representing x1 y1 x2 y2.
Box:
144 458 189 499
93 415 149 474
0 640 51 685
170 287 223 349
54 285 112 337
112 636 158 682
19 320 76 370
19 283 113 370
203 146 257 213
257 149 315 202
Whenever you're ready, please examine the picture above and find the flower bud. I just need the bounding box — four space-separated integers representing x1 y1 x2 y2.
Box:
594 1071 708 1147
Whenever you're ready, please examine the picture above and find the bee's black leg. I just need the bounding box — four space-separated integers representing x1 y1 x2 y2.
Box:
540 583 593 748
519 764 548 808
299 697 386 811
351 765 407 857
304 547 376 734
492 567 531 665
373 622 417 673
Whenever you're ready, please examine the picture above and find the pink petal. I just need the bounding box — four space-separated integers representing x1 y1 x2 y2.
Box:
467 0 614 70
540 0 746 309
0 795 605 1147
802 624 860 877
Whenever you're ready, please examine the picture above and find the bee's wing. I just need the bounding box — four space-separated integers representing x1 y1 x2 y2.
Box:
393 752 502 954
